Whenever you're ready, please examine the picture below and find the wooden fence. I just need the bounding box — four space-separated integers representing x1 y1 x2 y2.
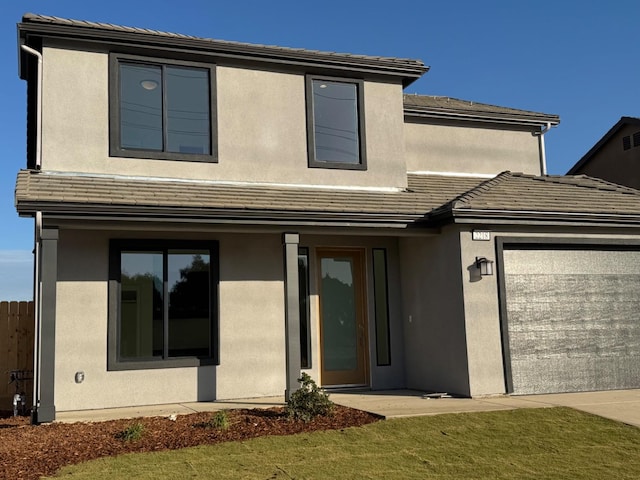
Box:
0 301 35 412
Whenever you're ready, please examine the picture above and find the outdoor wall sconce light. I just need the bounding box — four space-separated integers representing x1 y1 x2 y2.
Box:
475 257 494 276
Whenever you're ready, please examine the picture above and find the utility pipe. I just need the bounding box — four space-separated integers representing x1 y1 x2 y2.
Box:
20 45 42 169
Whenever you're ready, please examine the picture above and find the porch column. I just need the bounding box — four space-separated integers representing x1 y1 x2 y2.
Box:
282 232 301 401
34 228 58 423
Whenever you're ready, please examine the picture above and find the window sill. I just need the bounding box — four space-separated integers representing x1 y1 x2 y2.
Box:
107 357 217 371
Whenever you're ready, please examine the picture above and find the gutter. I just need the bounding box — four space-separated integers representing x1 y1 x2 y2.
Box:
430 207 640 227
403 108 560 129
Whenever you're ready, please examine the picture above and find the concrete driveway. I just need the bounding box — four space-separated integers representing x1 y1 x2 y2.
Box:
330 389 640 427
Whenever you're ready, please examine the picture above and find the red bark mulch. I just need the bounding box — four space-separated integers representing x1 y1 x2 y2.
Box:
0 406 380 480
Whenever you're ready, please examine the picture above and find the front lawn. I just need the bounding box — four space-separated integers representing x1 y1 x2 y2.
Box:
50 407 640 479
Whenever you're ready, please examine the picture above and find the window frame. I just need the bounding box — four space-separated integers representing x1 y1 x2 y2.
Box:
109 53 218 163
305 75 367 170
108 239 220 371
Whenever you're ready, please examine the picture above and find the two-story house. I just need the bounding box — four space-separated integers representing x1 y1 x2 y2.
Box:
16 14 640 423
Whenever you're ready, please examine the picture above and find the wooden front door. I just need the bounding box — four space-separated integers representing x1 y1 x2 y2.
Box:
317 248 368 386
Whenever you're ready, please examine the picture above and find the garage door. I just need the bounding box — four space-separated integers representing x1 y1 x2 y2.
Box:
502 247 640 395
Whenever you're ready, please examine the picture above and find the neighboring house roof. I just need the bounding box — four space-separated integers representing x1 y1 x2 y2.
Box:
431 171 640 224
18 13 428 86
16 170 640 228
403 94 560 127
567 116 640 174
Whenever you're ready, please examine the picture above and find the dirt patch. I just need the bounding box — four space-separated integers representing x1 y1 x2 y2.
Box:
0 406 380 479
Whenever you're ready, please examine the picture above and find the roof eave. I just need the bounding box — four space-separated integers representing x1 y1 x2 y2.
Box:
403 107 560 128
18 19 428 86
15 201 433 229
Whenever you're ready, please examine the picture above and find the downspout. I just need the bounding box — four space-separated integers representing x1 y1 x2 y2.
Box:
535 122 552 176
20 44 43 422
32 212 42 422
20 45 42 169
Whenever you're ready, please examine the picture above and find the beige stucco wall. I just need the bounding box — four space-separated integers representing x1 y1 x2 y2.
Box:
404 120 542 175
458 229 506 396
40 42 407 189
54 228 286 412
398 227 471 396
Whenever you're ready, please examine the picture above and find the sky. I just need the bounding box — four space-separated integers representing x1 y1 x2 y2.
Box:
0 0 638 300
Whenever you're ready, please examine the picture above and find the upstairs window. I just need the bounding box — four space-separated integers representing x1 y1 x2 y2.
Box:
306 76 366 170
110 54 217 162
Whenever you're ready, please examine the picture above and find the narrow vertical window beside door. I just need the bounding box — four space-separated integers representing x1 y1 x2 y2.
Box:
298 247 311 368
373 249 391 366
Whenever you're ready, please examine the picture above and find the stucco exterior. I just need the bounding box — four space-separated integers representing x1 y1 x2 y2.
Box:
40 41 408 190
404 120 542 175
398 227 471 396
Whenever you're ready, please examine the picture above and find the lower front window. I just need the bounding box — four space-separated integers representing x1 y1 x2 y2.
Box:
108 240 219 370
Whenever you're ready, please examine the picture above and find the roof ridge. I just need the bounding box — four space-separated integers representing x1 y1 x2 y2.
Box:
451 171 513 208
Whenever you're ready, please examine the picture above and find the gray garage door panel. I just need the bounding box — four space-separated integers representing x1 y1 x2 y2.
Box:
503 249 640 395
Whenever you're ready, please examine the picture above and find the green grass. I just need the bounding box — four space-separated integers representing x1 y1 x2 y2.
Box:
49 407 640 479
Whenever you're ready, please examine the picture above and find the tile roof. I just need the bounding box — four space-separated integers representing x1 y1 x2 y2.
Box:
403 94 559 126
19 14 428 84
431 172 640 222
15 170 482 227
16 170 640 227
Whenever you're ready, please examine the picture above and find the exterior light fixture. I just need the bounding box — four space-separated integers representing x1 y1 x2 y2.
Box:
475 257 494 276
140 79 159 90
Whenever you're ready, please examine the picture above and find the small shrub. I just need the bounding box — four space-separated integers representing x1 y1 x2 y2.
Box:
116 422 144 442
286 372 333 422
208 410 230 430
196 410 230 430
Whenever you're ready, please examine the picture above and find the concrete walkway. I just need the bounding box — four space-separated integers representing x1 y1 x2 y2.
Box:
55 389 640 428
331 389 640 427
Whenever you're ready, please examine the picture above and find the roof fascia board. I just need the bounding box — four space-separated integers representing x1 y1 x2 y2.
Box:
403 107 560 128
18 21 427 85
15 201 431 227
448 208 640 226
